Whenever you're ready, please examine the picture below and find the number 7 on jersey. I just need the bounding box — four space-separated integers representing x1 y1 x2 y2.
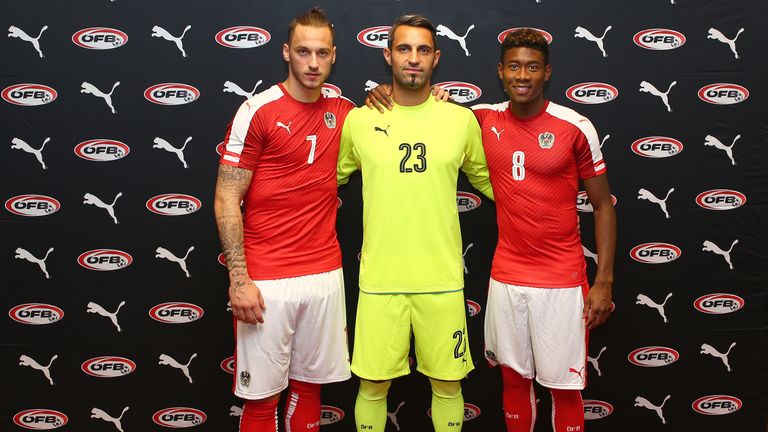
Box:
306 135 317 164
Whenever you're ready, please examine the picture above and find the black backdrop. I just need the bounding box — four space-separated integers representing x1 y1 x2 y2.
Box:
2 0 766 431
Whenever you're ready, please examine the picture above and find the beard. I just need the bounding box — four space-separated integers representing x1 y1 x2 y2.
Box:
393 67 430 90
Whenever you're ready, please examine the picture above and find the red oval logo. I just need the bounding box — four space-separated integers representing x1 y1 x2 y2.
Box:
583 400 613 420
78 249 132 271
466 300 481 317
72 27 128 50
81 356 136 378
576 191 618 212
457 191 481 212
13 409 68 430
631 136 683 158
695 189 746 210
9 303 64 325
498 28 553 44
356 26 391 48
628 346 680 367
220 356 235 374
566 82 618 104
434 81 482 104
215 141 226 156
320 405 345 425
215 26 270 49
633 29 686 50
153 407 207 428
75 139 130 161
692 395 742 415
146 194 202 216
2 84 57 106
150 302 204 324
5 195 60 217
217 253 227 267
630 243 681 264
321 83 343 97
144 83 200 106
698 83 749 105
694 293 744 314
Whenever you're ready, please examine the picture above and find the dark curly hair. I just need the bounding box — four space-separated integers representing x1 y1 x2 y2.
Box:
500 28 549 64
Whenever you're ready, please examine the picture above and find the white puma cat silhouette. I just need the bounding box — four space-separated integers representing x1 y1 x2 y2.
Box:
639 80 676 112
223 80 263 98
152 25 191 57
702 239 738 269
81 81 120 114
636 293 673 323
387 401 406 431
701 342 736 372
600 134 610 149
436 24 475 56
588 346 606 376
15 247 54 279
574 26 612 57
707 28 744 59
8 25 47 58
634 395 670 424
637 187 674 219
83 192 122 224
276 121 291 134
365 80 380 92
156 246 195 277
91 407 129 432
582 245 598 264
153 136 191 168
490 126 504 140
229 405 243 417
87 301 126 332
11 137 50 169
704 134 738 165
461 243 474 274
159 353 197 383
19 354 57 385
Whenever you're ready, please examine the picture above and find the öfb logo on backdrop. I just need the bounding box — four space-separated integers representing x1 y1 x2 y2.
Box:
457 191 481 212
357 26 391 48
5 195 60 217
322 83 343 97
220 356 235 374
566 83 618 104
698 83 749 105
630 243 681 264
215 26 270 48
466 300 481 317
320 406 345 425
692 395 742 415
628 346 679 367
583 400 613 420
13 409 68 430
631 136 683 158
2 84 57 106
694 293 744 315
78 249 132 271
576 191 617 212
9 303 63 325
633 29 686 50
146 194 202 215
695 189 746 210
153 407 207 428
144 83 200 105
72 27 128 49
149 302 204 323
75 139 130 161
498 28 553 44
434 81 481 104
81 356 136 378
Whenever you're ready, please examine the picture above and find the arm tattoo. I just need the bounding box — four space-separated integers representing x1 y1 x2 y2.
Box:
214 165 253 284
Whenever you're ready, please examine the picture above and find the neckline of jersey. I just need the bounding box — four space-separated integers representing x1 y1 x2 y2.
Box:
507 99 550 122
391 95 433 111
277 82 325 107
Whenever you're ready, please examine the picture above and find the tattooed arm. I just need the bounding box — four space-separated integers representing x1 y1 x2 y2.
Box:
214 164 264 324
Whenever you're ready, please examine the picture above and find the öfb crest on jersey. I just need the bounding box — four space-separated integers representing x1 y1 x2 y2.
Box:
324 112 337 129
538 132 555 149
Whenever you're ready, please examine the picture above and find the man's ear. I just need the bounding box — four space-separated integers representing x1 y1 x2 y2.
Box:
282 43 290 62
383 47 392 66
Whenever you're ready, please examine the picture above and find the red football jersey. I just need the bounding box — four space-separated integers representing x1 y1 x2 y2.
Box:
473 100 606 287
220 83 354 279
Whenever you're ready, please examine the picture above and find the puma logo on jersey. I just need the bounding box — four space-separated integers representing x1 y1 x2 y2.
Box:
374 125 390 136
568 366 585 380
707 27 744 59
276 121 291 134
490 126 504 140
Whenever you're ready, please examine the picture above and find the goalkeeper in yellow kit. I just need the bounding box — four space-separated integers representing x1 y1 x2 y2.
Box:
337 14 493 432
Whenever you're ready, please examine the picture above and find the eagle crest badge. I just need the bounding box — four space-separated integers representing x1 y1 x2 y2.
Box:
538 132 555 149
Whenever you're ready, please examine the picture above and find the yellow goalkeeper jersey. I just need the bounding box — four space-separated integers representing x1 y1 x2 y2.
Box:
338 97 493 294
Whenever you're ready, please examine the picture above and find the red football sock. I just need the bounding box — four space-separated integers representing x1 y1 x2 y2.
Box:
240 397 278 432
550 388 584 432
285 380 322 432
501 367 536 432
